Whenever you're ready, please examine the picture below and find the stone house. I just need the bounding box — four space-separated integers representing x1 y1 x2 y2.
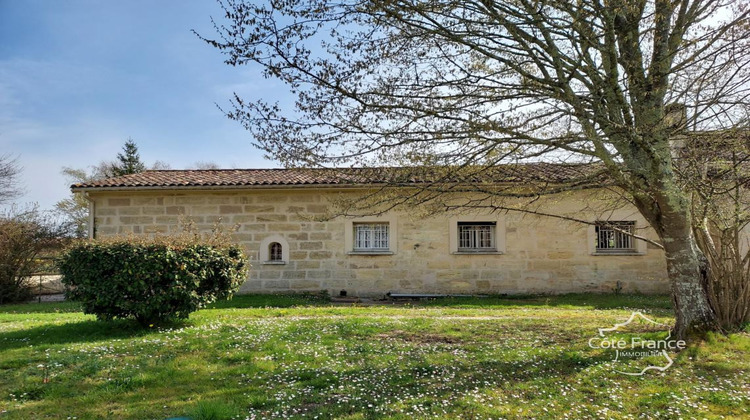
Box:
72 167 669 296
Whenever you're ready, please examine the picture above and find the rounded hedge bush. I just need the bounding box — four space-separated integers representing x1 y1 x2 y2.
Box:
58 238 248 325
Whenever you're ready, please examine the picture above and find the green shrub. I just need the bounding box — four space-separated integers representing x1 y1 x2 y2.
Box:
58 234 248 325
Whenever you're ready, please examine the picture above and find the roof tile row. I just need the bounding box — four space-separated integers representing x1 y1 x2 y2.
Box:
72 164 604 190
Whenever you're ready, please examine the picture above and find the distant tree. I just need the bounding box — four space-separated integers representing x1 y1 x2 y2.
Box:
55 168 96 238
55 141 168 238
111 139 146 177
193 161 221 170
0 205 70 303
0 155 22 204
151 160 172 170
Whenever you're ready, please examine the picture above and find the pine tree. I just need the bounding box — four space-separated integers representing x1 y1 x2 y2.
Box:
112 139 146 177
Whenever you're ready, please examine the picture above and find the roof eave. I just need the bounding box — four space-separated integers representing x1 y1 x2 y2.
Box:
70 183 389 193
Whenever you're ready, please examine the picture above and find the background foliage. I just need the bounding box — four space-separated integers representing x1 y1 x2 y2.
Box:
0 206 69 304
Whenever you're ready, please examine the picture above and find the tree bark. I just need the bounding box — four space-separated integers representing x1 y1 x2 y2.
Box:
658 206 717 339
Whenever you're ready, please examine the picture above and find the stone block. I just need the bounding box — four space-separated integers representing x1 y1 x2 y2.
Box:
238 281 263 293
118 207 141 215
547 251 574 259
234 196 253 204
256 195 288 203
374 278 396 290
475 280 491 290
436 278 472 291
174 196 206 205
142 207 165 215
287 232 309 241
306 204 328 213
119 216 154 225
291 280 322 290
263 280 290 289
257 214 287 222
267 223 300 231
306 270 331 279
290 251 308 260
322 279 347 289
231 233 253 242
529 260 561 271
244 205 276 213
355 269 382 281
108 198 131 206
310 232 332 240
190 205 219 215
165 206 185 215
295 261 321 269
282 270 307 279
133 197 164 205
480 270 505 280
299 241 323 250
233 215 255 223
427 260 452 270
220 205 243 214
241 224 266 232
206 196 232 204
259 270 282 279
347 261 374 269
204 216 226 224
399 278 422 289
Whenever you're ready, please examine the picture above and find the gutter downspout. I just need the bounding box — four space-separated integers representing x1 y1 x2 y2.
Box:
82 192 95 239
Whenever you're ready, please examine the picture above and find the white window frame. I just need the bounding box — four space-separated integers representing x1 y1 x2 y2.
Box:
595 221 636 253
345 214 397 255
449 215 505 254
353 223 390 251
588 218 647 256
457 222 497 252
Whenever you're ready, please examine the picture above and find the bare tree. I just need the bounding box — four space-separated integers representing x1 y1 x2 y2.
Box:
193 161 222 170
56 167 97 238
0 205 70 303
151 160 172 170
677 129 750 330
200 0 750 338
0 155 22 204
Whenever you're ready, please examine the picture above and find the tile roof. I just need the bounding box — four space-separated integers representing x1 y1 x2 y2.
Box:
71 164 606 191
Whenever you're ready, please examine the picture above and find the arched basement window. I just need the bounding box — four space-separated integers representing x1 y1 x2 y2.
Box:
260 235 289 264
269 242 283 262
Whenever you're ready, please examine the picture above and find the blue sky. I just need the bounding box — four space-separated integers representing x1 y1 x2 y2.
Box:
1 0 282 210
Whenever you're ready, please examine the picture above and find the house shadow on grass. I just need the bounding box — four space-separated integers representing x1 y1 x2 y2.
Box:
421 293 673 311
0 318 189 351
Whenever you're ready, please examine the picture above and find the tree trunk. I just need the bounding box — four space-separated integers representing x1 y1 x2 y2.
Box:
659 210 717 340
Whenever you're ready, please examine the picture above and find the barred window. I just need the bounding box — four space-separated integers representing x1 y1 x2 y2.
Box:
595 221 636 252
458 222 496 251
269 242 283 261
354 223 389 251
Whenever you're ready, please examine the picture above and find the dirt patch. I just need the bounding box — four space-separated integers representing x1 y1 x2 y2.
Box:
376 329 462 344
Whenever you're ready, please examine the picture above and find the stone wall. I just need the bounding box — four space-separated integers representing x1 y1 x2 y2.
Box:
88 188 669 296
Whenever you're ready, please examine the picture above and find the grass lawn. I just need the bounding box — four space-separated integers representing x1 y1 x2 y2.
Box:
0 294 748 419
